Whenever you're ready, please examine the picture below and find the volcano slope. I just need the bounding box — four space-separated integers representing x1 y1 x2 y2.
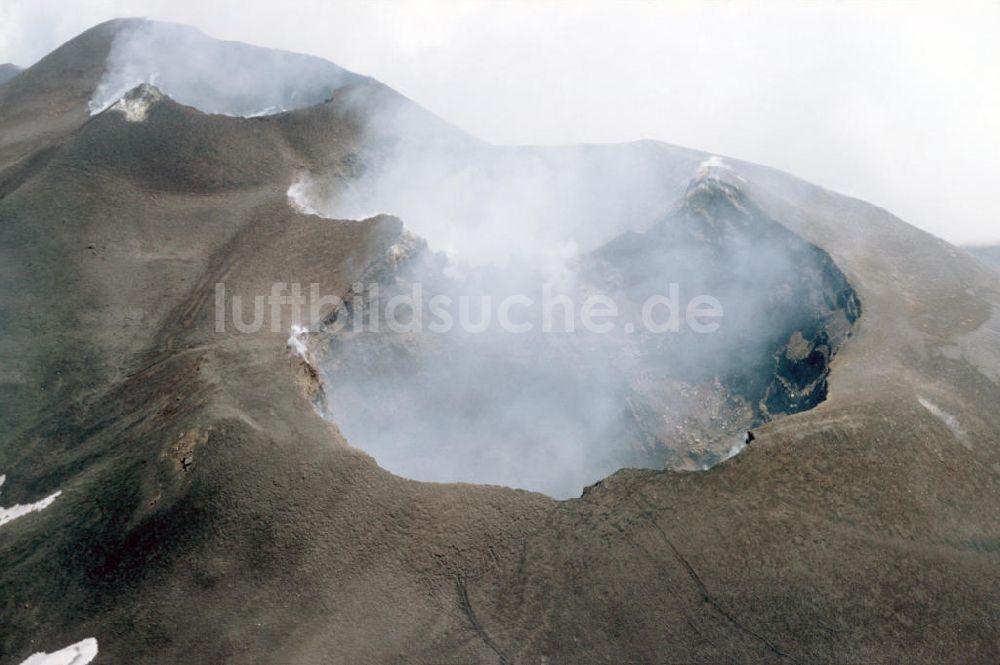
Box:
1 19 999 665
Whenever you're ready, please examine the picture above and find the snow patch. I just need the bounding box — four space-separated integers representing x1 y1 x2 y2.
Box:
246 105 289 118
17 638 97 665
0 474 61 528
918 397 967 440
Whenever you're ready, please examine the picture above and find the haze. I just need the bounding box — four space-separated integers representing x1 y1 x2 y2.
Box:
1 0 997 245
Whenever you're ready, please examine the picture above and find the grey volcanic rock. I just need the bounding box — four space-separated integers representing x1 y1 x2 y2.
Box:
1 19 999 665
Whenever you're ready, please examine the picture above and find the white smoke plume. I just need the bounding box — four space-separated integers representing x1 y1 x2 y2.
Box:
89 20 361 117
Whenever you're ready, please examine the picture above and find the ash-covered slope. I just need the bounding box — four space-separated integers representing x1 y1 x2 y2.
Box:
1 19 999 665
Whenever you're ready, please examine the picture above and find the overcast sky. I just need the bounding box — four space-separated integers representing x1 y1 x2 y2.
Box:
1 0 997 245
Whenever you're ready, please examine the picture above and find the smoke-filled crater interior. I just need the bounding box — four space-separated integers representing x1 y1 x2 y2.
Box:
311 175 860 499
